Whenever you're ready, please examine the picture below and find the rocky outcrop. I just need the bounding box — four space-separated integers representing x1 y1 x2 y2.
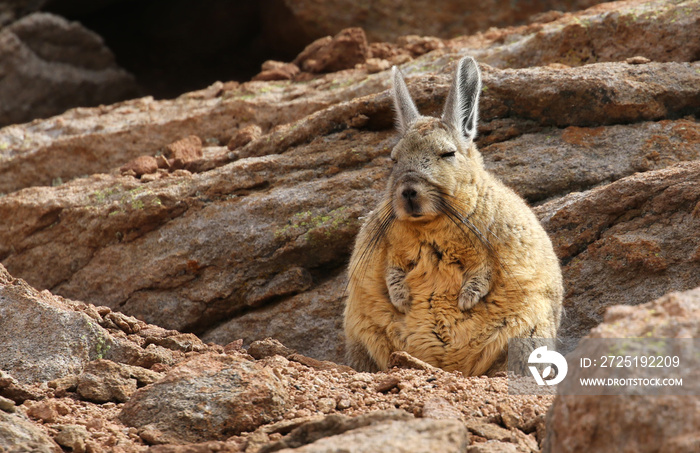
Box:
544 287 700 453
0 262 211 386
0 265 550 452
537 163 700 338
262 0 604 54
1 2 699 366
0 12 139 127
3 0 698 193
1 2 698 451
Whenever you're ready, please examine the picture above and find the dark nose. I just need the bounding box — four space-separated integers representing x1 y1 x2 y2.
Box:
402 188 417 201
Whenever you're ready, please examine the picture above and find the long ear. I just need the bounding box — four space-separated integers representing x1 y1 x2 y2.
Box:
441 57 482 141
391 66 419 134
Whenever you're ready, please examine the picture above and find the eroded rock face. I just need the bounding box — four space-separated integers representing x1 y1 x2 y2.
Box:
0 262 208 385
0 12 139 127
536 162 700 339
119 353 290 443
0 264 117 384
262 0 603 53
0 0 698 366
544 287 700 453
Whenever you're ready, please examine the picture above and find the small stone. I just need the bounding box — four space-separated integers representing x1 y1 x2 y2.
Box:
294 27 369 73
227 124 262 150
396 35 445 56
336 399 352 410
164 135 203 170
146 333 207 353
103 311 143 334
464 419 511 442
388 351 438 371
626 56 651 65
155 154 170 169
26 400 70 423
347 114 369 128
253 61 300 81
422 397 463 420
375 376 400 393
120 155 158 177
223 339 244 354
77 360 139 403
54 424 89 453
0 395 16 413
248 337 296 360
497 404 521 430
365 58 391 73
317 397 336 414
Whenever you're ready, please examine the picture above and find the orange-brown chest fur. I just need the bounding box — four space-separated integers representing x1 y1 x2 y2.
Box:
383 218 493 371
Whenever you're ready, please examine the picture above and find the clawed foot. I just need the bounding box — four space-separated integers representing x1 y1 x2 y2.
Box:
386 266 411 313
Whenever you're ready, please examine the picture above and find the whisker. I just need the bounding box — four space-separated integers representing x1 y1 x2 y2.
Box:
434 191 525 298
343 202 395 297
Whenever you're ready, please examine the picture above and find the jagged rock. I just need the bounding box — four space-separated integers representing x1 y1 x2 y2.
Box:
53 424 90 453
26 399 71 423
0 369 43 403
121 155 159 177
422 397 463 420
0 12 138 127
0 264 118 384
76 359 161 403
254 61 301 81
0 410 61 453
120 353 290 443
536 162 700 338
0 395 16 413
228 124 263 149
544 287 700 453
293 27 369 73
262 0 602 53
0 263 181 384
164 135 203 170
0 0 698 368
256 410 469 453
478 0 700 68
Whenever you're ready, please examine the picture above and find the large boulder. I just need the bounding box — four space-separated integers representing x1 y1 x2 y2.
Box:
0 12 139 127
536 162 700 338
544 287 700 452
0 263 202 385
120 353 291 443
0 410 61 453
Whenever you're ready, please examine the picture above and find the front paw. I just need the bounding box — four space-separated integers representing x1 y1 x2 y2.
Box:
386 267 411 313
458 288 481 311
388 284 411 313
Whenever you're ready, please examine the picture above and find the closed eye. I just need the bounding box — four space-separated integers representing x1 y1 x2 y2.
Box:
440 151 456 158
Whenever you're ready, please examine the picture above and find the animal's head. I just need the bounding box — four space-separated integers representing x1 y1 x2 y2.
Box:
388 57 483 222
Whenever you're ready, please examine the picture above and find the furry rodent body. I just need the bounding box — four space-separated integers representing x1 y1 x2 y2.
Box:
344 57 563 376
